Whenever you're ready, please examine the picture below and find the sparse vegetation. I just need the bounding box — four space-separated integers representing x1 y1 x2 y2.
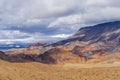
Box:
0 60 120 80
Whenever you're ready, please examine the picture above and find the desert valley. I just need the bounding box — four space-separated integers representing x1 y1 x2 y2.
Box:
1 21 120 80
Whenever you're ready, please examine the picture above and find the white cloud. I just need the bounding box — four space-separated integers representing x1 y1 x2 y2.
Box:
48 2 120 28
0 30 31 39
50 34 72 38
0 0 83 26
0 30 69 44
0 0 120 43
0 0 120 26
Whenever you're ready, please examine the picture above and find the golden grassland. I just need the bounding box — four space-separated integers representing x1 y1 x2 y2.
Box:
0 60 120 80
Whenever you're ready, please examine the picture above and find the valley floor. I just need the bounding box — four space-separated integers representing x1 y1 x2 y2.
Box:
0 60 120 80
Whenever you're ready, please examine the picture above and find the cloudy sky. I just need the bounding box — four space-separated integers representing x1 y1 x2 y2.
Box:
0 0 120 44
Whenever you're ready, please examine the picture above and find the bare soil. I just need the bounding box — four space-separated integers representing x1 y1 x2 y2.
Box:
0 60 120 80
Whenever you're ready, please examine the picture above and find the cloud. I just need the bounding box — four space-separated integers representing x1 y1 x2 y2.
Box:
50 34 72 38
0 29 72 44
0 0 120 43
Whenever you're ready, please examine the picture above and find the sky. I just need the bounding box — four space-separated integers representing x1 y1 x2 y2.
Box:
0 0 120 44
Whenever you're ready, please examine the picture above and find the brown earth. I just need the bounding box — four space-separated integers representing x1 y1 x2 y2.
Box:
2 44 120 64
0 59 120 80
39 47 86 64
5 48 42 55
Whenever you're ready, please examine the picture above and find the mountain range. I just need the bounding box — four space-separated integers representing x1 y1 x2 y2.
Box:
1 21 120 64
52 21 120 46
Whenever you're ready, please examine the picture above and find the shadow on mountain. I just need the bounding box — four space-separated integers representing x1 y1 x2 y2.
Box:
0 47 87 64
0 51 42 63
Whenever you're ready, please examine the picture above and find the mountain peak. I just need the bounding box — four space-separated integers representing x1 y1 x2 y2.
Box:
51 21 120 46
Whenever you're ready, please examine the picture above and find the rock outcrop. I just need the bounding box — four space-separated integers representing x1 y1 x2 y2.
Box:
39 47 86 64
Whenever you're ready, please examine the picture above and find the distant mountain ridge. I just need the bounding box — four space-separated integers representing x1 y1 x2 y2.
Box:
0 43 32 50
51 21 120 46
1 21 120 64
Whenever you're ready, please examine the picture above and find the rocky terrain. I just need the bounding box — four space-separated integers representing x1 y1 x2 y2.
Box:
1 21 120 64
52 21 120 46
0 21 120 64
1 21 120 80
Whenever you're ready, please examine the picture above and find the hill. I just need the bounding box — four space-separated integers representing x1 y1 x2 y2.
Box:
1 21 120 64
52 21 120 47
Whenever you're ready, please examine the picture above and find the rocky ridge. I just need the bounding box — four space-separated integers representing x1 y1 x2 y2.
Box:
1 21 120 64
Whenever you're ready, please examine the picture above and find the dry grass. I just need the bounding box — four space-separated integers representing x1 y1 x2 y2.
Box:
0 60 120 80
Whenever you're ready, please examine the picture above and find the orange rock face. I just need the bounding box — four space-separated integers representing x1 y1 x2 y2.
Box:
92 52 107 59
114 53 120 59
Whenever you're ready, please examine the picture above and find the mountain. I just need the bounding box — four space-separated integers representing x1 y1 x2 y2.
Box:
39 47 85 64
0 43 32 50
51 21 120 47
1 21 120 64
40 21 120 63
28 42 48 48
